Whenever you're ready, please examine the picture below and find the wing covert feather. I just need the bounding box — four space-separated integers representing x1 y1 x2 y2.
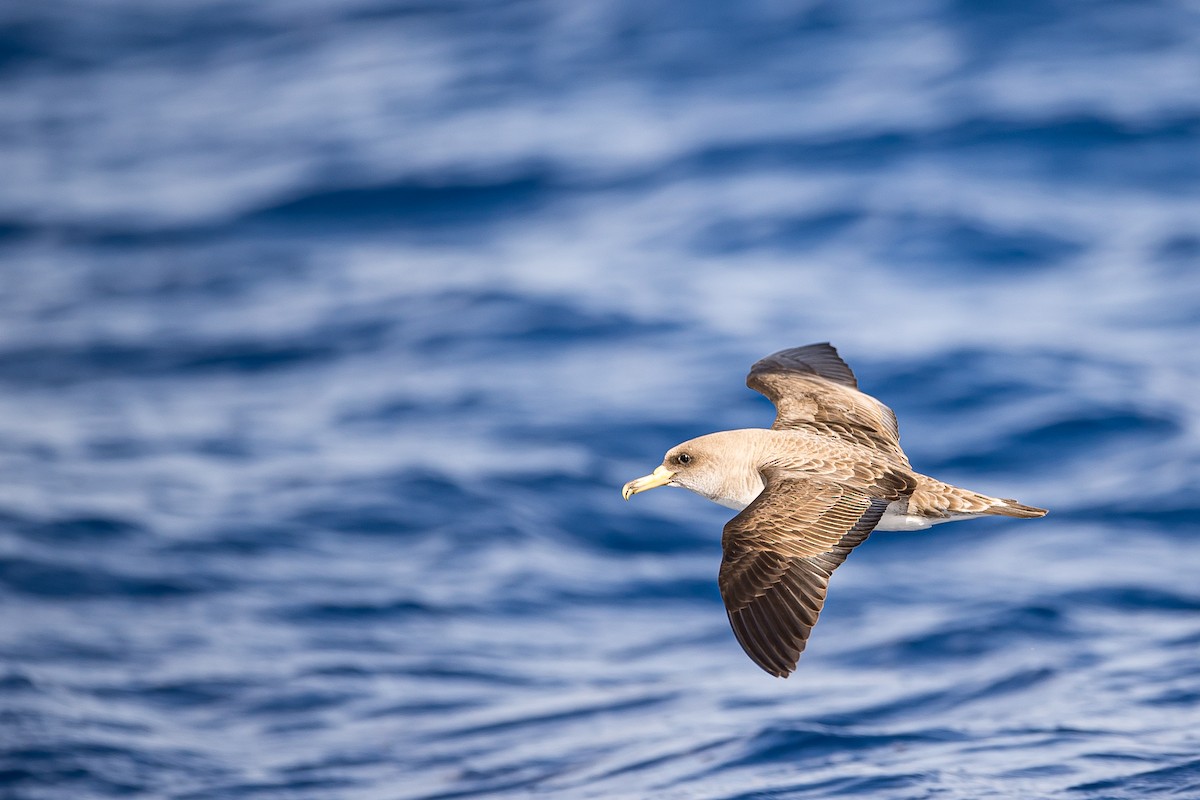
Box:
719 473 893 677
746 343 906 464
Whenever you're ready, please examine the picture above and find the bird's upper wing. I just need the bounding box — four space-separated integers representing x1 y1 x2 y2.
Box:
719 468 911 677
746 343 907 465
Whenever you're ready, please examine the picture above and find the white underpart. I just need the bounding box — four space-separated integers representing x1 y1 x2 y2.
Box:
877 503 938 531
876 508 982 531
713 495 751 511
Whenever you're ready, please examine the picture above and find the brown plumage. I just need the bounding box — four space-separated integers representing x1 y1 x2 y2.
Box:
622 343 1047 677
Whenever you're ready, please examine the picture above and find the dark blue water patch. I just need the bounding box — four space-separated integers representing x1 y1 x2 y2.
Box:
372 661 553 689
607 624 726 663
0 318 396 386
869 347 1053 418
837 605 1071 668
691 208 864 255
0 4 287 74
0 18 48 74
999 762 1076 779
51 220 270 255
175 777 361 800
948 666 1061 707
0 741 229 799
0 671 37 693
0 556 221 599
411 765 578 800
0 748 137 799
294 631 408 658
946 0 1183 60
669 113 1200 186
0 633 126 666
876 213 1084 271
1028 410 1182 447
1157 233 1200 263
1078 750 1166 768
240 168 555 232
336 391 489 425
504 418 718 463
340 0 534 26
556 510 719 556
276 751 394 790
84 436 153 460
577 736 735 787
439 691 677 740
242 688 362 717
715 723 964 772
556 575 720 608
429 750 591 796
816 668 1058 729
357 697 483 721
1051 494 1200 532
721 772 932 800
1142 686 1200 708
0 218 35 242
951 113 1200 183
54 244 312 304
11 514 146 543
962 725 1104 759
42 106 1188 249
296 502 443 538
1060 585 1200 613
592 0 849 81
495 464 718 550
1070 757 1200 797
294 468 495 538
876 344 1186 475
90 678 255 710
182 320 394 371
931 407 1180 474
275 597 446 623
161 523 310 556
406 289 681 355
191 434 256 459
674 128 917 176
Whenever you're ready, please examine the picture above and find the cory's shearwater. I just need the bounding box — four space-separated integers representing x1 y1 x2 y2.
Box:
622 343 1047 677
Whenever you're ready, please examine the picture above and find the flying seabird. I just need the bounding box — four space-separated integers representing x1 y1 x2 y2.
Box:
621 343 1047 677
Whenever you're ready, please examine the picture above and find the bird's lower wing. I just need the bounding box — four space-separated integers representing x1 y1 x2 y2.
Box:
719 475 890 677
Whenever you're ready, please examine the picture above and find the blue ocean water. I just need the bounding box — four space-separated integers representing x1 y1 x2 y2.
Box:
2 1 1200 797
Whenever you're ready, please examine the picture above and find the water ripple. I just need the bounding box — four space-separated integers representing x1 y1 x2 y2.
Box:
3 1 1200 798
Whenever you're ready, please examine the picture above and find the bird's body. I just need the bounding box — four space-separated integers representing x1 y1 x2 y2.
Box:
662 427 1041 529
622 343 1046 677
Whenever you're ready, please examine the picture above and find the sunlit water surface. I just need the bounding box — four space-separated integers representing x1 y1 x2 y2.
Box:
2 1 1200 798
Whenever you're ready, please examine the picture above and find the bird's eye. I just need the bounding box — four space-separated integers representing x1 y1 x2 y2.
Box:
677 453 692 465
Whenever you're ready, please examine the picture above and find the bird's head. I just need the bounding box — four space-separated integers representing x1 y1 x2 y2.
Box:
622 434 740 504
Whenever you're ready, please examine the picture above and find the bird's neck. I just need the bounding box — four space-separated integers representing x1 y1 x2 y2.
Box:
692 429 774 510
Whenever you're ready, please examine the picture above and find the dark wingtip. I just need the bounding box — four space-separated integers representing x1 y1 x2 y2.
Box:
749 342 859 390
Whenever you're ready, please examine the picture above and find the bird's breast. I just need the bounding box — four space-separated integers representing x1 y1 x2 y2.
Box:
704 471 764 511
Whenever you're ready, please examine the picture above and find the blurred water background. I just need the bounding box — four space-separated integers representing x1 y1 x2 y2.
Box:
3 1 1200 798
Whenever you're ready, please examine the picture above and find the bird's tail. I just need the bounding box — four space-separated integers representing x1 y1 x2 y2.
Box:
912 474 1047 521
985 497 1049 519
